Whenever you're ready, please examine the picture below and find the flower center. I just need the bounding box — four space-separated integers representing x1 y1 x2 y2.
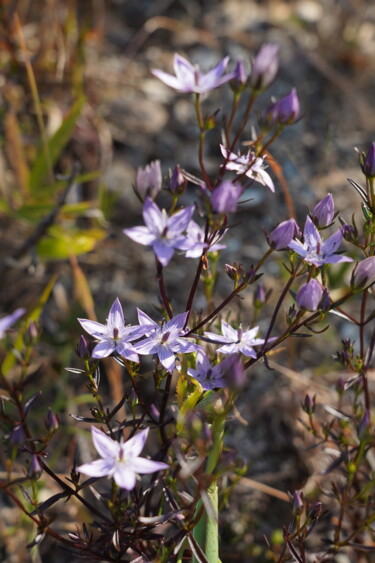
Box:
113 327 119 340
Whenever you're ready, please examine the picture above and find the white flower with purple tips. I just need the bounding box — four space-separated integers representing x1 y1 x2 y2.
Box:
77 426 169 490
133 310 201 373
204 321 266 358
152 54 234 94
220 145 275 192
78 298 148 361
288 216 353 267
124 198 196 267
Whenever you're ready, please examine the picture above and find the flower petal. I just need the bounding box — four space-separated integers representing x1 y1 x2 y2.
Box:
77 458 115 478
167 205 195 234
123 226 156 246
92 340 116 358
303 216 321 250
158 346 176 372
107 298 124 333
78 318 108 337
113 464 137 490
127 456 169 474
91 426 119 459
123 428 149 458
152 240 175 266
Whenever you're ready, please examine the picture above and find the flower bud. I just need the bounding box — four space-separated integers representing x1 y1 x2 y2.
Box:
320 288 331 312
361 142 375 178
46 408 59 433
351 256 375 291
263 88 300 127
292 490 304 516
211 181 243 214
168 165 186 194
311 194 334 227
302 394 315 414
28 455 42 479
24 322 39 347
225 264 238 281
253 284 266 308
9 425 25 446
267 218 300 250
250 43 279 91
76 335 90 360
296 279 323 311
341 223 358 244
135 160 162 200
358 410 371 440
231 58 248 91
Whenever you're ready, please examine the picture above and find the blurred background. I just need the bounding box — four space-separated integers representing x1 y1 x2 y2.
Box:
1 0 375 561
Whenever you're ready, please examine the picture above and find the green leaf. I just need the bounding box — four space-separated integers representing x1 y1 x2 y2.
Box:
176 386 203 435
29 96 86 194
36 225 105 260
1 276 57 376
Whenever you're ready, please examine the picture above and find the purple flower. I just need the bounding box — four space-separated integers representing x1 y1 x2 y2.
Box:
250 43 279 90
351 256 375 291
78 298 148 361
362 142 375 178
288 216 353 267
135 160 162 200
231 58 249 91
296 279 324 311
220 145 275 192
204 321 265 359
123 198 196 267
77 426 169 490
267 218 300 250
152 54 234 94
311 194 334 227
133 311 201 373
184 221 226 258
186 350 227 390
211 181 243 213
0 308 25 339
264 88 300 126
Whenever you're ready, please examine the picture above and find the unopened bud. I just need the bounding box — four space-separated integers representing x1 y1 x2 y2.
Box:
28 455 42 479
24 322 39 346
231 58 248 91
358 410 371 440
361 142 375 178
302 394 315 414
211 181 243 214
267 218 300 250
250 43 279 91
292 490 304 516
135 160 162 200
351 256 375 291
10 425 25 446
296 279 323 312
311 194 334 227
46 408 59 433
168 165 186 194
76 335 90 360
263 88 300 127
253 284 266 308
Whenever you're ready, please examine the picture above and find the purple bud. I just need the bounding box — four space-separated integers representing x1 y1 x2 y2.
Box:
302 394 315 414
225 264 238 281
28 455 42 479
296 279 323 311
168 165 186 194
264 88 300 127
135 160 162 200
362 142 375 178
24 322 39 346
211 181 243 213
351 256 375 291
292 490 304 515
46 408 59 433
253 284 266 307
267 218 300 250
320 288 331 312
250 43 279 90
311 194 334 227
149 403 160 419
77 335 90 360
341 223 358 243
231 58 248 91
10 425 25 446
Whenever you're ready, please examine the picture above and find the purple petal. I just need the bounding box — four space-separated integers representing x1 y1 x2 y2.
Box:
127 457 169 474
158 346 176 372
221 321 238 341
173 339 200 354
151 69 187 91
77 458 115 478
92 340 116 358
199 57 232 90
0 308 25 336
303 216 321 250
167 205 195 234
123 226 156 246
142 198 165 234
123 428 149 458
91 426 119 459
321 229 343 255
152 240 175 266
137 308 157 327
239 345 257 358
165 311 189 332
107 298 124 332
78 318 107 337
133 336 162 355
116 342 139 362
113 465 137 490
174 54 195 88
288 239 308 257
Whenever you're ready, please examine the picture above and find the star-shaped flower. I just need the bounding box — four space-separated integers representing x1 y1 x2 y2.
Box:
184 220 226 258
220 145 275 192
0 308 25 339
78 298 148 361
77 426 169 490
152 54 234 94
133 310 201 373
186 350 240 390
204 321 266 358
123 198 196 267
288 216 353 267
